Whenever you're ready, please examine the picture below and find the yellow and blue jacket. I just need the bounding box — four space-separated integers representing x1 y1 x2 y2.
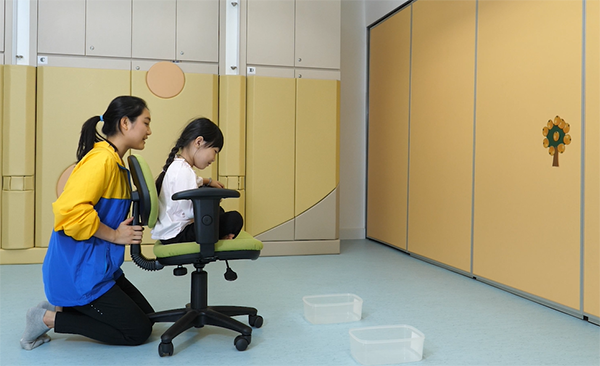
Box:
43 141 132 307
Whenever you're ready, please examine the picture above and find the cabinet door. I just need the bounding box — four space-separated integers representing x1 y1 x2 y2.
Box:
584 0 600 321
246 0 295 67
38 0 85 55
132 0 176 60
86 0 132 57
295 0 341 69
295 78 339 216
408 0 476 272
177 0 218 62
474 0 582 310
246 77 296 236
366 7 411 250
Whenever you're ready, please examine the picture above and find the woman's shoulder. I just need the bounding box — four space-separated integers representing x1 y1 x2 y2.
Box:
77 143 122 172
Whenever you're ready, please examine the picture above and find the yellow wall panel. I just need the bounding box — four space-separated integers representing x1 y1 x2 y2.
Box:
474 1 582 309
219 75 246 176
584 0 600 319
131 71 218 184
367 6 411 250
0 65 3 249
246 76 295 236
2 191 34 249
295 78 340 216
36 67 131 249
408 0 476 272
3 65 36 176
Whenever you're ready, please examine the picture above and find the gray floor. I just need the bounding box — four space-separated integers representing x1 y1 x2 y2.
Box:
1 239 599 366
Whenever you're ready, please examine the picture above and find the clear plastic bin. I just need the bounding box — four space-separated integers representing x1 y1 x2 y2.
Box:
303 293 363 324
349 325 425 365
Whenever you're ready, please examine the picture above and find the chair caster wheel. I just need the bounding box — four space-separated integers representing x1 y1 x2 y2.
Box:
159 342 174 357
249 314 263 328
234 335 250 351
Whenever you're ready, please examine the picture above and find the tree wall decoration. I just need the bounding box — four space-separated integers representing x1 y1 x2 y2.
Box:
542 116 571 167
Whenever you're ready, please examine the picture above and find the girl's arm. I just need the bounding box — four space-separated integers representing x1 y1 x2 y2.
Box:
200 177 224 188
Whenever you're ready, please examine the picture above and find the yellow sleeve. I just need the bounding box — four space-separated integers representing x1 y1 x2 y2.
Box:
53 151 111 241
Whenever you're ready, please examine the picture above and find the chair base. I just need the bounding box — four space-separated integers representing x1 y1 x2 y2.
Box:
147 265 263 356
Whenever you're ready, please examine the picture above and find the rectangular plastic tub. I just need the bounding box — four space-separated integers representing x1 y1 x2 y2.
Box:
303 293 363 324
349 325 425 365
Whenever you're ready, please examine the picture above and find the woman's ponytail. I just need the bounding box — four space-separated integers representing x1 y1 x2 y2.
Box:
76 116 103 161
75 96 148 162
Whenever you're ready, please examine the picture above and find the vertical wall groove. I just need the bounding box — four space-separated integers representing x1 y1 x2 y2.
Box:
405 4 413 252
579 0 587 316
470 0 479 276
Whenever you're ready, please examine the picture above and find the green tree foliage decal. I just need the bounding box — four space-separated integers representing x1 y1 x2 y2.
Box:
542 116 571 167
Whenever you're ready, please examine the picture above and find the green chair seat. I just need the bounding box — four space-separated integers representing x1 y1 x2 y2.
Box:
154 231 263 258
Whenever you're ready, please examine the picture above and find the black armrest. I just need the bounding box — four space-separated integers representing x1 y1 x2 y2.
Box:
172 187 240 201
172 187 240 257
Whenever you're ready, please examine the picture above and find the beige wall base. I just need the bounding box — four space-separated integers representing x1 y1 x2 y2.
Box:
260 240 340 257
0 240 339 264
0 248 47 265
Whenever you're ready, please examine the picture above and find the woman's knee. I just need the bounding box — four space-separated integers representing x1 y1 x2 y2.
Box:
124 318 153 346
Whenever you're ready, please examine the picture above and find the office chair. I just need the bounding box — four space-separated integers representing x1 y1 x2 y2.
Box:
127 154 264 357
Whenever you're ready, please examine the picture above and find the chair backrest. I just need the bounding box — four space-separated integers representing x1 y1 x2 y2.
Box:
128 154 159 228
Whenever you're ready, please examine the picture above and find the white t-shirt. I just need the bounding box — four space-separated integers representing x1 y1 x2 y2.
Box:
151 157 203 240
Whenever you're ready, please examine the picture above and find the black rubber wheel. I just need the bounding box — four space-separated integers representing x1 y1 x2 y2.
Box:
158 342 174 357
249 315 263 328
234 335 250 351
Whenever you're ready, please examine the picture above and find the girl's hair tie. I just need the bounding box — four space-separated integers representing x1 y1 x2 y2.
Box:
100 115 104 122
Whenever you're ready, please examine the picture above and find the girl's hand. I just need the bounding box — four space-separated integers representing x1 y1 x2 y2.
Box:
113 217 144 245
211 180 224 188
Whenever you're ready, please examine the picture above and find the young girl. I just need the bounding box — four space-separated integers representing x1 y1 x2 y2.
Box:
152 118 243 244
21 96 155 350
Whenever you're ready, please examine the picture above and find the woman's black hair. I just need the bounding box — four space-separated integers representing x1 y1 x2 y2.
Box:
156 117 224 194
76 96 148 161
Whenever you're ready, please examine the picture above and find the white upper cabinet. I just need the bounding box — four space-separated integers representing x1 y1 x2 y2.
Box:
86 0 132 58
1 0 4 53
132 0 176 60
246 0 340 70
295 0 341 69
177 0 219 62
38 0 86 55
247 0 295 67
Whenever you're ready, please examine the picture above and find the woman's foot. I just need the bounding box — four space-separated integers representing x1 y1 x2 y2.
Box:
20 307 52 350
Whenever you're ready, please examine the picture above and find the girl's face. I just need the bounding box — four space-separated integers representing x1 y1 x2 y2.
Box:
124 108 152 150
191 138 219 170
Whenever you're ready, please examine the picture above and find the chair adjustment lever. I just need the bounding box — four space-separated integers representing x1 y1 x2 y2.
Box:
174 265 187 276
224 261 238 281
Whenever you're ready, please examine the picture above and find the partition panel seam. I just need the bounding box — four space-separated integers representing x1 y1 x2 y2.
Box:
405 4 413 252
579 0 587 317
470 0 479 276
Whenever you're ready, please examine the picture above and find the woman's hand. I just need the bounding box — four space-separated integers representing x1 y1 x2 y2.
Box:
114 217 144 244
95 217 144 245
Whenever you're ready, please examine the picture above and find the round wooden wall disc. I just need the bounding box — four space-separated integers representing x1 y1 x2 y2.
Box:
146 62 185 99
56 164 76 197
